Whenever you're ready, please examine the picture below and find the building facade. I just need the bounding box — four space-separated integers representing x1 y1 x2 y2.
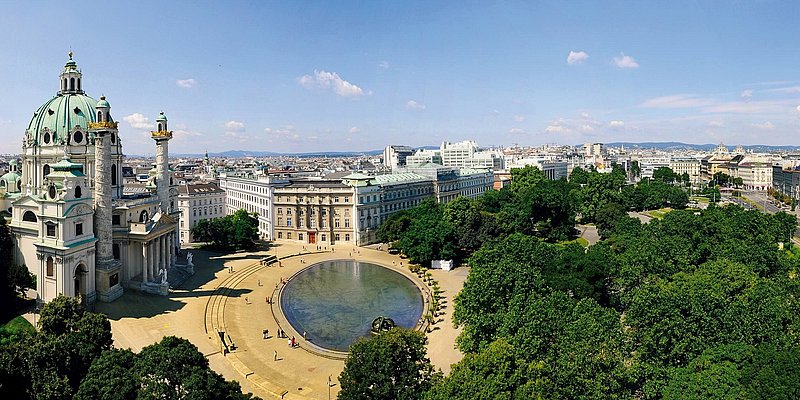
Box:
773 165 800 201
177 183 226 243
218 173 277 239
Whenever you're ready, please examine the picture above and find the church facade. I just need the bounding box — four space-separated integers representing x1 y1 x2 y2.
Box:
0 53 181 304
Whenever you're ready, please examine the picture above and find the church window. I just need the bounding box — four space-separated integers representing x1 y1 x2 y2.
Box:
75 186 82 198
48 185 56 200
111 164 118 185
73 131 83 143
139 210 148 222
43 164 51 177
113 244 120 260
46 257 54 277
112 214 120 226
43 132 51 144
22 211 37 222
97 111 102 120
46 223 56 237
69 78 75 91
75 223 83 236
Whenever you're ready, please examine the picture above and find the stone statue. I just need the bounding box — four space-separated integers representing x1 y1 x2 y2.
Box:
161 268 168 284
187 252 193 266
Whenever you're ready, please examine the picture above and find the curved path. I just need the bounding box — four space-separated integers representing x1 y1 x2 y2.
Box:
98 242 466 400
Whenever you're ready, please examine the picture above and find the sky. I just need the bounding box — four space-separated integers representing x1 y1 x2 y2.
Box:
1 1 799 156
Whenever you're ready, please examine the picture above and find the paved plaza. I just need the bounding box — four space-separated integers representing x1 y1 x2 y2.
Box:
93 241 467 399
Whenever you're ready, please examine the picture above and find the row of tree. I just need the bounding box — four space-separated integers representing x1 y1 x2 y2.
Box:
380 165 690 267
191 209 260 250
0 218 36 317
346 164 800 399
0 296 258 400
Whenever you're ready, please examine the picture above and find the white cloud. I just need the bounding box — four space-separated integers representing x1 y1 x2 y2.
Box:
567 51 589 65
766 85 800 94
740 89 753 100
640 94 716 109
378 61 390 70
545 125 567 133
613 53 639 69
708 120 725 128
176 78 197 88
224 120 245 132
514 115 526 122
580 124 595 132
796 105 800 113
264 125 301 141
406 100 426 110
349 126 360 134
509 128 526 134
609 120 625 128
580 112 591 118
123 113 154 130
752 121 776 130
298 70 367 98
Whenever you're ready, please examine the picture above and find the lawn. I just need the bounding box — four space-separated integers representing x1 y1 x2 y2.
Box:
0 315 35 345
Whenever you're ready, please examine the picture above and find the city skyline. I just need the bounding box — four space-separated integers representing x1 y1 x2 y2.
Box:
1 1 799 156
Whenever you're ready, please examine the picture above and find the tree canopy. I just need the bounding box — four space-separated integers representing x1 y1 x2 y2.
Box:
339 328 439 400
191 209 259 250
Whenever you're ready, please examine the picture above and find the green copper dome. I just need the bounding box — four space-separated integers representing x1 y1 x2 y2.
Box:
27 93 99 145
0 170 21 193
25 54 114 146
96 96 110 108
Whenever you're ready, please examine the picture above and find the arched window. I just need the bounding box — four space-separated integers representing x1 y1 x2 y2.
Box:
22 211 37 222
97 111 102 121
111 164 118 186
77 78 81 90
0 180 4 188
75 186 82 198
46 257 54 277
69 77 75 91
139 210 148 222
43 164 50 177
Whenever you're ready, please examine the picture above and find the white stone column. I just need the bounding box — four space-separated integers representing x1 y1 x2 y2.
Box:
148 240 155 280
160 235 167 274
93 132 114 263
142 243 148 283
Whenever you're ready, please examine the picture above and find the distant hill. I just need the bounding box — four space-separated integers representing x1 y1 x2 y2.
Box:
172 145 439 158
602 142 800 152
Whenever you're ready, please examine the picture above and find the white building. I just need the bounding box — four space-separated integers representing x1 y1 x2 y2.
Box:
383 145 415 171
177 183 226 243
218 173 278 239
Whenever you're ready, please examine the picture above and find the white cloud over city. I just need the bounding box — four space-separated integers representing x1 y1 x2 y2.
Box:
298 70 368 98
123 113 154 130
176 78 197 88
406 100 426 110
567 51 589 65
613 53 639 69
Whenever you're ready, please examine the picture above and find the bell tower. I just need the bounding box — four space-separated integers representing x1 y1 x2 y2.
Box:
88 96 123 302
59 51 84 95
151 112 173 213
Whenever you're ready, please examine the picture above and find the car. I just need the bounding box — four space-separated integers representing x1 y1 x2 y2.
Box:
388 248 400 255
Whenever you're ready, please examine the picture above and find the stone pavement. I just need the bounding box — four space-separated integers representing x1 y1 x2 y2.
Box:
95 241 467 399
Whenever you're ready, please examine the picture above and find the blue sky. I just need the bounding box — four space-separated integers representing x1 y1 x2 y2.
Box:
1 1 799 155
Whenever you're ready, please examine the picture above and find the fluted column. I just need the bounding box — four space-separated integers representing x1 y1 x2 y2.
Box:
142 243 149 283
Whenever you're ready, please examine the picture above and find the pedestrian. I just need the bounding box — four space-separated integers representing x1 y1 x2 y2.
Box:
291 336 296 348
274 350 278 361
263 329 268 339
258 279 262 286
287 338 292 347
303 331 307 340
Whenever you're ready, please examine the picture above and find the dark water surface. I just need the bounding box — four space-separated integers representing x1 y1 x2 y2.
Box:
280 260 424 352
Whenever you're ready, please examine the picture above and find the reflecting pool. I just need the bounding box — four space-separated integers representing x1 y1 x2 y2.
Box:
280 260 424 352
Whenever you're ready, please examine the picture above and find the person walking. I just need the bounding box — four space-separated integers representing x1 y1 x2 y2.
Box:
274 350 278 361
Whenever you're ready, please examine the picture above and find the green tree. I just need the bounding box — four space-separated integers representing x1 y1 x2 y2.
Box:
377 210 411 244
653 167 678 184
397 199 457 265
74 349 138 400
0 218 34 312
191 209 259 250
509 165 547 193
339 329 439 400
425 339 533 400
135 336 254 400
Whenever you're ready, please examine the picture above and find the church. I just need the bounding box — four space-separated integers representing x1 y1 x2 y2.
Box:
0 53 182 304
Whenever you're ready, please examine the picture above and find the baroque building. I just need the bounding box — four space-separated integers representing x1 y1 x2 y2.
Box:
0 53 181 304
